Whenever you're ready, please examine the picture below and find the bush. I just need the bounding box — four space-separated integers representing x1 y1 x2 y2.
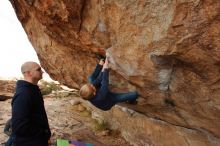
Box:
41 86 53 95
40 80 61 95
92 119 109 132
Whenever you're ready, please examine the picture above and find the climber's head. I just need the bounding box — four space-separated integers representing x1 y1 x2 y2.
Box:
79 83 96 100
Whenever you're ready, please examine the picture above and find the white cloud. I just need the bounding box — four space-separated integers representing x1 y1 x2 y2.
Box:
0 0 52 81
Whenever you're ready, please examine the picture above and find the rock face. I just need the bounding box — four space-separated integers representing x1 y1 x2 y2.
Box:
0 80 15 93
10 0 220 145
0 80 15 101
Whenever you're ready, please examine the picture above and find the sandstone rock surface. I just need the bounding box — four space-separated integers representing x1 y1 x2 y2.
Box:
0 80 15 100
10 0 220 145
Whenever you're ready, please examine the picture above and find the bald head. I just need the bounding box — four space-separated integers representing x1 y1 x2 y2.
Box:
21 61 43 84
21 61 39 74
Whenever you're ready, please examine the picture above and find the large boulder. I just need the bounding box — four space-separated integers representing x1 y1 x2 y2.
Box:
10 0 220 145
0 80 15 101
0 80 15 93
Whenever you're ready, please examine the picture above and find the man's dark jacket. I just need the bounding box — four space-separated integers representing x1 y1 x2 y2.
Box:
12 80 51 146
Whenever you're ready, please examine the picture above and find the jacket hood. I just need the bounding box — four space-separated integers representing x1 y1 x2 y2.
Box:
15 80 38 91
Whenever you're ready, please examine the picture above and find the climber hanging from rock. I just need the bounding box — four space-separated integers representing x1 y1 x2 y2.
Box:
79 52 139 111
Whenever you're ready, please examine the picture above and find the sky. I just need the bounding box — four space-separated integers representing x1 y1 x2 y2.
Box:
0 0 52 80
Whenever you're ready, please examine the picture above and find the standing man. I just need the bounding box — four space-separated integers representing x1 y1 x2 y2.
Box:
11 61 51 146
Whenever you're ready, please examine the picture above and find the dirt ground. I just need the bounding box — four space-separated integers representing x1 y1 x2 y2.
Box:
0 95 132 146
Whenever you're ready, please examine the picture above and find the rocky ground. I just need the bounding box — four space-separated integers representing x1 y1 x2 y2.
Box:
0 94 131 146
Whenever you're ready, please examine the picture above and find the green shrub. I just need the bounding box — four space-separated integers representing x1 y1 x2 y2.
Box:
92 119 109 132
40 80 61 95
41 87 53 95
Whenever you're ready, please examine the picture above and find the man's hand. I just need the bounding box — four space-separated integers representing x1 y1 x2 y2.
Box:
99 59 105 65
101 58 108 72
103 58 108 69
